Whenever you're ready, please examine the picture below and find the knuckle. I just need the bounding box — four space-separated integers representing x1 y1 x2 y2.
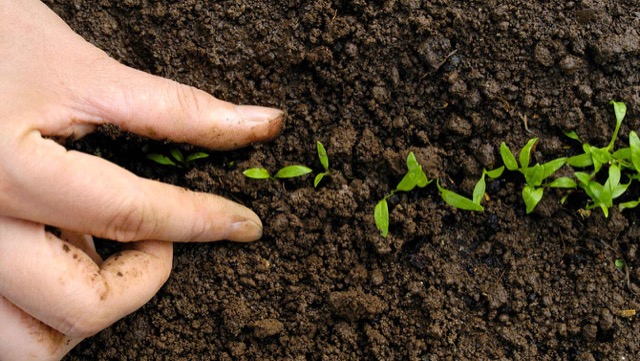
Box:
102 195 154 242
173 83 205 122
59 314 105 338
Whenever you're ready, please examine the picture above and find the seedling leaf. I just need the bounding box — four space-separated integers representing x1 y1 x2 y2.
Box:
170 148 184 163
613 147 631 163
548 177 577 188
541 158 566 180
519 138 538 169
522 163 545 187
591 147 611 166
185 152 209 162
396 172 418 192
564 131 581 142
317 141 329 171
567 153 593 167
472 176 486 205
620 199 640 211
406 152 421 172
147 154 177 166
522 185 544 214
243 168 271 179
374 198 389 237
608 100 626 150
500 143 519 171
314 173 326 188
275 165 313 179
437 180 484 212
485 166 505 179
574 172 592 186
630 131 640 172
416 171 431 188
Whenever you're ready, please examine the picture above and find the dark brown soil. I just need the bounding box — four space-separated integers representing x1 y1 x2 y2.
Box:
48 0 640 359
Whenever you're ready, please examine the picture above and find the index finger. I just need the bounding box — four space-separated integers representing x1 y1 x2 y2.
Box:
35 57 285 150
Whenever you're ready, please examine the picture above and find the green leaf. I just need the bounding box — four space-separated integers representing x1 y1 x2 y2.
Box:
274 165 313 179
147 154 177 166
416 171 431 188
598 204 610 218
548 177 577 188
185 152 209 162
588 181 605 203
374 198 389 238
472 174 486 205
608 164 621 189
406 152 421 171
437 180 484 212
485 166 505 179
317 141 329 171
567 153 593 167
541 158 566 180
615 259 625 271
314 172 326 188
396 171 419 192
630 132 640 173
590 147 611 166
574 172 592 186
522 163 545 187
500 143 519 171
620 199 640 211
519 138 538 169
522 185 544 214
610 100 627 124
170 148 184 163
613 182 630 199
608 100 627 150
243 168 271 179
612 147 631 162
471 167 504 205
564 131 582 142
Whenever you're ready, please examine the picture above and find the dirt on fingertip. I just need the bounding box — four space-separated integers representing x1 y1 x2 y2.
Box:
50 0 640 360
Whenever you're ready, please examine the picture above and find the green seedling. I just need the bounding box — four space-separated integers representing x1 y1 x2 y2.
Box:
615 259 625 271
565 101 628 174
575 164 629 217
147 148 209 168
243 165 312 180
500 139 575 213
564 101 634 216
314 141 331 187
436 167 504 212
375 152 432 237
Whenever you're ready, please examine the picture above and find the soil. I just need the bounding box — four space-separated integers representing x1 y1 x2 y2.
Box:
46 0 640 359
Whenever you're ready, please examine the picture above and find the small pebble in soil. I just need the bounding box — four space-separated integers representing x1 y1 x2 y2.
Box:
251 318 284 338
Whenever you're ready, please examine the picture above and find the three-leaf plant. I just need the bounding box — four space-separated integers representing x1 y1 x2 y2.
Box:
565 101 628 174
374 152 432 237
147 148 209 168
500 139 575 213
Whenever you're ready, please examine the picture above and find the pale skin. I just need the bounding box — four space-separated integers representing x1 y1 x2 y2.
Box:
0 1 284 359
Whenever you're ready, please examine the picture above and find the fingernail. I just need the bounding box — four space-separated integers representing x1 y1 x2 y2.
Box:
226 219 263 242
237 105 284 123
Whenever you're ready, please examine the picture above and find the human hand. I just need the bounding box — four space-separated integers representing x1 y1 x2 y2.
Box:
0 1 283 359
